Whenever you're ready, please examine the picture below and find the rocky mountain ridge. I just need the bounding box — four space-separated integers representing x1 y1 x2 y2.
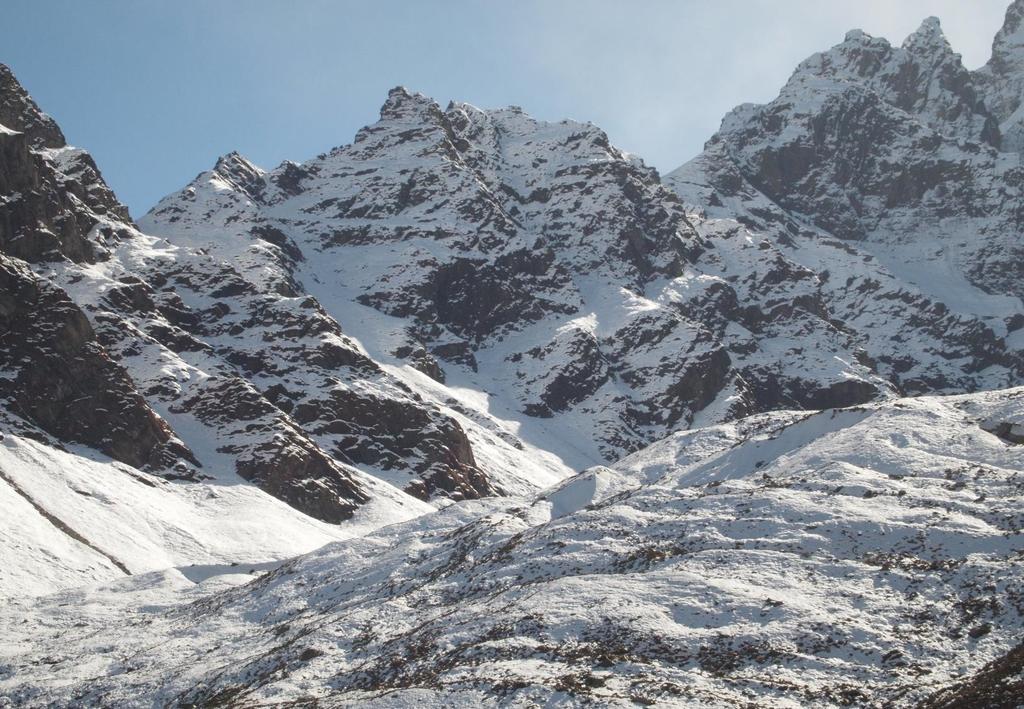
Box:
140 4 1024 465
0 0 1020 569
669 9 1024 398
977 0 1024 152
0 65 578 536
1 3 1023 706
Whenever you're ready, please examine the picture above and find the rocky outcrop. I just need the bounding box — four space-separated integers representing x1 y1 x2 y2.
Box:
178 376 368 521
975 0 1024 152
292 387 490 501
0 121 100 262
0 254 194 473
920 642 1024 708
0 64 65 149
0 64 131 264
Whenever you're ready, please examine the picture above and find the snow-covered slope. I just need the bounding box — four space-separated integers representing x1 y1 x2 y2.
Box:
2 387 1021 706
0 433 406 598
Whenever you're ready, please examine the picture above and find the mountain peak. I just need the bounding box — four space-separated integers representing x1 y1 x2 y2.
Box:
974 0 1024 151
990 0 1024 72
213 150 260 174
903 16 952 55
211 150 265 198
0 63 65 148
913 15 942 35
387 85 413 100
1003 0 1024 33
379 85 444 123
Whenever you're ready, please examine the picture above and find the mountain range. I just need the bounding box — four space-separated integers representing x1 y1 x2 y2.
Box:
1 3 1022 706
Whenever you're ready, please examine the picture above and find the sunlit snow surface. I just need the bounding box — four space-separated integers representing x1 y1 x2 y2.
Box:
2 388 1021 706
0 434 432 598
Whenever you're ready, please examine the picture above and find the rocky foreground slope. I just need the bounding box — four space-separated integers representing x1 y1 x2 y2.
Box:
1 387 1022 706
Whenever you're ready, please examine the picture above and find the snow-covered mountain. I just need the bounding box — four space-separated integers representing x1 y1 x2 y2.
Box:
0 63 575 529
140 6 1024 474
669 11 1024 401
1 1 1023 706
0 63 571 598
139 92 731 466
2 387 1022 706
977 0 1024 152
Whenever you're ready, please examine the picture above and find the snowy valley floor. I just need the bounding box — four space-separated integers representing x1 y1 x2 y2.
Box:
1 388 1023 707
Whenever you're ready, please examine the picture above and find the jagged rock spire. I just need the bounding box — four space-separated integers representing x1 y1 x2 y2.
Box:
0 63 65 148
901 16 958 66
903 16 947 50
212 150 266 198
378 85 445 124
989 0 1024 74
974 0 1024 151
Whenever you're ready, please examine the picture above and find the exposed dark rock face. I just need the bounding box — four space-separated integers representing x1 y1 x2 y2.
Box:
519 327 610 417
982 419 1024 445
0 64 65 148
0 120 99 262
0 64 130 264
292 387 490 501
919 642 1024 709
0 254 193 473
178 376 368 521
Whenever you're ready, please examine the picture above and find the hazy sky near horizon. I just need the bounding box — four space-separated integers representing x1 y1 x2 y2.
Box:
2 1 1012 216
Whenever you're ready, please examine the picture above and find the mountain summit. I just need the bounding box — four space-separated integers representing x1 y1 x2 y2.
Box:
976 0 1024 151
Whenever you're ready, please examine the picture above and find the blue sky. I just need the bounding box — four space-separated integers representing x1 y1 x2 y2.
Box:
2 0 1012 217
